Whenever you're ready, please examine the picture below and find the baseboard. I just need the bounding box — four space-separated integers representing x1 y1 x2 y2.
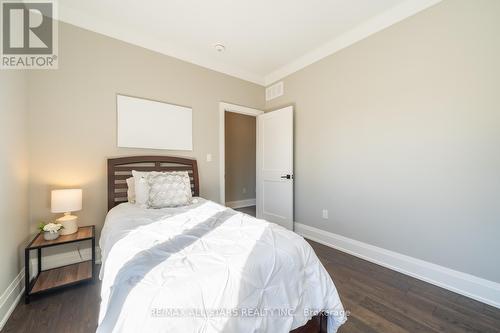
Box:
0 269 25 330
295 222 500 309
225 198 256 209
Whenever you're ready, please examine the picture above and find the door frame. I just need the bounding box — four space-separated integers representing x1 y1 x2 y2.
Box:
219 102 264 205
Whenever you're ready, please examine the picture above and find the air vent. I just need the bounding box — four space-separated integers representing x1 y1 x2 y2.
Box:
265 81 284 101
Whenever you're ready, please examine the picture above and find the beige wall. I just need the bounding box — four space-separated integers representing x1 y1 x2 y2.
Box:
225 112 256 203
266 0 500 283
27 22 264 239
0 71 29 312
6 0 498 297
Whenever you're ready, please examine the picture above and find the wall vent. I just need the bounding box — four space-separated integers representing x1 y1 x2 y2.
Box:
265 81 284 101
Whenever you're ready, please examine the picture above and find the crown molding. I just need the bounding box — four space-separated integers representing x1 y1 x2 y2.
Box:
264 0 443 85
59 0 442 88
58 5 266 86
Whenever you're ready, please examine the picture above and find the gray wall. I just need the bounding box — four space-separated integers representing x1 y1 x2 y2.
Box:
27 22 264 236
0 71 29 315
266 0 500 282
225 112 256 203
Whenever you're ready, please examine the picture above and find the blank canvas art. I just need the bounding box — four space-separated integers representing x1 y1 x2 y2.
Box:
117 94 193 151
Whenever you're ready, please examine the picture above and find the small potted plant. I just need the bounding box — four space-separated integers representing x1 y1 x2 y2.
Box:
39 222 64 241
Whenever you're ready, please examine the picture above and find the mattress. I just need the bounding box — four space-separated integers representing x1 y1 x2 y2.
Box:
98 198 346 332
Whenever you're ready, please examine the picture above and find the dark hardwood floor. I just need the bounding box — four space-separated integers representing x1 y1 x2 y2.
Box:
234 205 256 217
3 275 100 333
314 241 500 333
3 241 499 333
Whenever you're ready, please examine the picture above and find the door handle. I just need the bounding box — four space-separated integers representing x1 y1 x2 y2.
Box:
281 174 293 180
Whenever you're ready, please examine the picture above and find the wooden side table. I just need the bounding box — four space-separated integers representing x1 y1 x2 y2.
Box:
24 225 95 304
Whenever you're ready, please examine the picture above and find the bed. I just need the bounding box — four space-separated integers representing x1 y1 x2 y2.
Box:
98 156 346 333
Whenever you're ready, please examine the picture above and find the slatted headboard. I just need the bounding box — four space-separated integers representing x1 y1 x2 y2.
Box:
107 156 199 211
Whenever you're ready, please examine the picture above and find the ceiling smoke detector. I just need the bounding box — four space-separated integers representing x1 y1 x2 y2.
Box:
214 44 225 52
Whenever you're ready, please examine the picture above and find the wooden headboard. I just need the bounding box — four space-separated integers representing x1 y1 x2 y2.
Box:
107 156 199 211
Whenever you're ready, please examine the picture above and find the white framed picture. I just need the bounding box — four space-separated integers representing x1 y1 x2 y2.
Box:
117 94 193 151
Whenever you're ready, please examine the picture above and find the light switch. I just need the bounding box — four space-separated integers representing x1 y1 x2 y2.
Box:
206 153 212 162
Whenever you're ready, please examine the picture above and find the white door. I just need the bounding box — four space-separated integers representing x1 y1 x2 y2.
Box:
256 106 294 230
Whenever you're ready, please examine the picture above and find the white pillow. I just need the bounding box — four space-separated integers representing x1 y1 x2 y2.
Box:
126 177 136 203
132 170 150 208
147 171 192 208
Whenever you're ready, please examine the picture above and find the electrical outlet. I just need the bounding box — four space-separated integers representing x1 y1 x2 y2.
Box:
242 187 247 194
322 209 329 219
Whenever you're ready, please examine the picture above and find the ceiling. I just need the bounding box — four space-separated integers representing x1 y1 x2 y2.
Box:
58 0 441 86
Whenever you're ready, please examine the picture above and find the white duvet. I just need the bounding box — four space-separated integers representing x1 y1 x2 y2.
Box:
98 198 346 333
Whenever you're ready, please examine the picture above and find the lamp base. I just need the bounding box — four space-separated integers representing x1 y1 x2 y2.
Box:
56 214 79 235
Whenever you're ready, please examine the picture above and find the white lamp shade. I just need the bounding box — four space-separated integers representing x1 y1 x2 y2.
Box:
51 189 82 213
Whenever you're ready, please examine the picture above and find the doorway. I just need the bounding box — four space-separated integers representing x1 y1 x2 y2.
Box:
219 102 263 216
219 103 294 229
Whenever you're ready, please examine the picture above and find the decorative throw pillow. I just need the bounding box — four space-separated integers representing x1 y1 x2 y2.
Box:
132 170 150 208
126 177 136 203
147 171 192 208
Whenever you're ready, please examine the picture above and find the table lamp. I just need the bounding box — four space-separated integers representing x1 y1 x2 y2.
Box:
51 189 82 235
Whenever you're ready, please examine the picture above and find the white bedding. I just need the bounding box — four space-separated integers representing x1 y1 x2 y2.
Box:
98 198 346 333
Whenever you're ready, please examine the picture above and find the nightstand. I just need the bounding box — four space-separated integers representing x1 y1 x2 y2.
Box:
24 225 96 304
